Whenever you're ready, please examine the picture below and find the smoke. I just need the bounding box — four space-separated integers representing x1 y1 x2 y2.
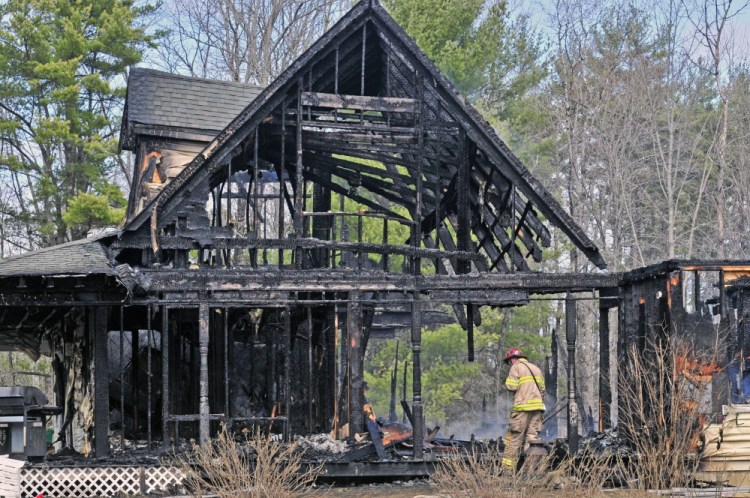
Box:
439 395 561 442
438 395 514 441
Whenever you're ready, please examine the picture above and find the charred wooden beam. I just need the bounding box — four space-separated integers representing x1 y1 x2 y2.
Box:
428 289 528 306
301 92 418 113
199 302 209 444
566 294 578 453
92 306 110 458
294 80 305 239
304 169 409 222
477 202 530 271
456 132 471 275
348 293 365 434
284 308 292 441
411 295 424 459
119 306 126 451
136 269 619 294
315 152 417 188
161 306 170 450
598 301 611 431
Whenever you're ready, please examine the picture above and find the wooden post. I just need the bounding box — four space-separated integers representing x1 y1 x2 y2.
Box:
284 307 291 441
348 293 364 434
599 302 611 431
92 306 110 458
161 306 170 450
411 296 424 459
566 293 578 453
199 302 210 445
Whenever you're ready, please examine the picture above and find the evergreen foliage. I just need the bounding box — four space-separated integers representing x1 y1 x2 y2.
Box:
0 0 157 247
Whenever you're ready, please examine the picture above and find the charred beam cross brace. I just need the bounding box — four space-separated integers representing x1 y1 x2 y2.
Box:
566 293 578 453
93 306 110 457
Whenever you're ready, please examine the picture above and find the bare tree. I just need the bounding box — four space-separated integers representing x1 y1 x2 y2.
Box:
684 0 750 257
157 0 345 85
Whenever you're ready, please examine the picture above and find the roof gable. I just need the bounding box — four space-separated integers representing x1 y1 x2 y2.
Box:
121 0 606 271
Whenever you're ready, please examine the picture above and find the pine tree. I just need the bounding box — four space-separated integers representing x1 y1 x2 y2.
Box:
0 0 157 247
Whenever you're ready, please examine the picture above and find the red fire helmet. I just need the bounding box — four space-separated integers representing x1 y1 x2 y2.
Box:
504 348 526 364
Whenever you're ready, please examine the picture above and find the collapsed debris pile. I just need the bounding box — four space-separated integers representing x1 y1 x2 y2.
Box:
578 429 633 458
295 421 489 464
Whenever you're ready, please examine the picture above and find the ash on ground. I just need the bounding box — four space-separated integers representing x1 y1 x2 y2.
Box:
296 433 349 457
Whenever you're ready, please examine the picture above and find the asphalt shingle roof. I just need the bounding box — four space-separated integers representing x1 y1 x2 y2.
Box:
126 68 264 132
0 234 115 277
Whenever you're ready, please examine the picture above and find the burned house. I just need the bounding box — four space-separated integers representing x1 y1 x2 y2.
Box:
3 1 748 495
0 0 614 463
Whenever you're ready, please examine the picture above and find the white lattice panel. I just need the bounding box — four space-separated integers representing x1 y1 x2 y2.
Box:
144 466 185 494
20 466 140 498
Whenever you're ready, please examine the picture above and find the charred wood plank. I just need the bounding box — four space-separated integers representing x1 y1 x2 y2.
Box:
476 207 529 271
301 92 418 113
366 418 388 460
319 153 417 188
428 289 528 306
314 156 432 210
456 133 471 274
304 129 418 145
303 169 411 222
400 399 414 426
303 138 455 164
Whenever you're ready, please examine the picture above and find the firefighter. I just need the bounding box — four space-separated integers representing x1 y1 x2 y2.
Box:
501 347 545 470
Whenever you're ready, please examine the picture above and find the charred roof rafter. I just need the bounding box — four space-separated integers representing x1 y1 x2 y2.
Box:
120 0 606 272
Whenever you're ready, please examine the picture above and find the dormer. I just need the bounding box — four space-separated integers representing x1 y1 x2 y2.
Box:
120 69 263 220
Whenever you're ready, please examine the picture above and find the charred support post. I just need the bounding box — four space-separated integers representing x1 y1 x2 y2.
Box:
307 307 314 433
294 80 304 242
348 293 364 434
598 291 614 431
131 317 139 437
223 308 229 421
411 296 424 459
598 308 610 430
546 328 558 436
199 302 210 444
119 306 125 451
147 304 152 450
284 307 292 441
162 306 170 450
566 293 578 453
92 306 109 458
466 305 474 362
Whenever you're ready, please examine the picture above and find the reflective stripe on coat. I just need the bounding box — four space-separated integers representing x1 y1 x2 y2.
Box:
504 358 545 412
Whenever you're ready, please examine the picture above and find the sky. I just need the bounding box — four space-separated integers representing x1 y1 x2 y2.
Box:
515 0 750 64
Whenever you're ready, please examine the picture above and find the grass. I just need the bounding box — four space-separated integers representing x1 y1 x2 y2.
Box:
178 424 324 498
431 337 717 497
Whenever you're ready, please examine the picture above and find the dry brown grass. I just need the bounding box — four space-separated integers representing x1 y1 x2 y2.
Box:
431 337 715 497
178 424 324 498
430 447 629 498
617 338 711 491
